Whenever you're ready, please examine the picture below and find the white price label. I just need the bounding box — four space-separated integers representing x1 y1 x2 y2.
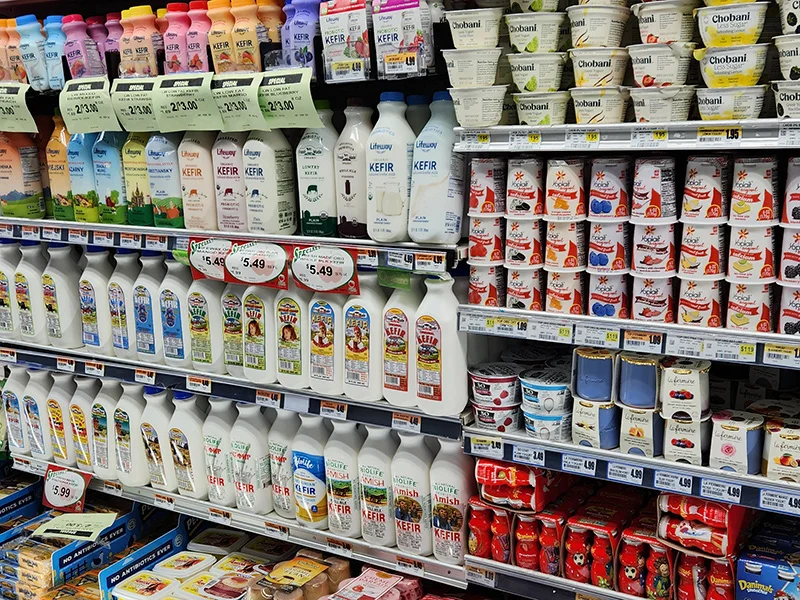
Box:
465 565 496 588
211 74 266 132
326 538 353 557
154 493 175 510
713 339 756 363
145 235 168 251
508 129 542 151
320 401 348 420
490 316 529 338
537 321 573 343
92 231 114 246
396 556 425 577
85 361 104 376
566 128 600 149
392 412 421 434
413 252 446 273
574 324 620 349
760 490 800 515
59 76 122 134
68 229 89 244
263 521 290 540
512 443 546 467
259 69 323 129
470 436 504 459
225 241 287 284
386 250 414 270
102 481 124 497
186 376 212 394
20 226 38 240
700 479 742 504
43 466 90 510
459 130 491 151
119 232 141 248
0 349 16 363
697 126 741 146
763 343 800 368
666 333 713 359
607 462 644 486
41 227 61 241
292 246 357 293
624 330 663 353
154 73 224 132
654 471 693 494
631 126 668 148
135 369 156 385
189 238 232 280
0 224 11 236
780 122 800 147
208 507 232 525
562 454 597 476
330 59 367 82
111 77 159 132
357 249 378 268
256 390 282 408
0 83 37 132
460 313 491 335
56 357 75 372
13 457 35 475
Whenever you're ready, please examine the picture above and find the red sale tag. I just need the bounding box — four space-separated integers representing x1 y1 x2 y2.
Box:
290 244 359 295
189 237 233 280
225 241 289 288
42 465 92 513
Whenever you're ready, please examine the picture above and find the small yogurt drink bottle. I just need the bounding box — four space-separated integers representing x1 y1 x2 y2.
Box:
213 131 248 232
90 379 122 480
230 0 266 72
382 278 423 407
133 251 167 364
367 93 415 243
118 10 135 76
5 21 27 83
297 100 338 237
67 132 100 223
86 16 108 56
22 369 53 461
257 0 283 42
157 8 169 33
164 2 191 73
203 397 237 507
187 278 227 373
44 16 66 90
207 0 235 73
431 438 475 565
269 408 300 519
16 15 49 91
114 383 150 486
335 100 372 239
343 270 386 401
222 282 246 378
140 387 178 492
0 239 20 339
105 12 124 54
80 247 114 356
242 284 277 384
230 402 273 514
108 249 141 360
129 5 164 76
186 0 212 72
159 253 193 368
293 414 331 529
392 431 433 556
146 133 184 228
359 426 398 546
4 366 30 455
42 242 83 348
308 292 345 396
243 130 297 235
123 132 154 226
62 14 106 78
405 95 430 136
15 240 49 344
179 131 218 230
275 273 312 390
324 420 364 538
69 376 101 472
47 372 77 466
169 391 209 499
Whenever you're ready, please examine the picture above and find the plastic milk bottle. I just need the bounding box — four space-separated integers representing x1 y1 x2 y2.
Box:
42 242 83 348
108 249 141 360
140 387 178 492
297 100 338 237
392 431 433 556
114 382 151 486
70 376 101 471
159 253 193 368
187 278 227 373
293 414 331 529
230 402 273 514
179 131 218 230
203 397 238 507
430 438 475 565
275 273 312 389
382 279 422 407
146 133 184 228
335 100 372 239
133 251 167 364
269 408 300 519
222 282 246 377
309 292 345 396
4 366 31 455
90 380 122 480
169 391 209 499
0 239 20 339
15 240 49 344
48 372 77 466
359 426 398 546
80 246 114 355
324 420 364 537
67 132 99 222
242 284 278 384
343 270 386 402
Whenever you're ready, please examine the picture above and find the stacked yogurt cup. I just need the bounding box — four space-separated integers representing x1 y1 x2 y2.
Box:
780 157 800 333
773 8 800 117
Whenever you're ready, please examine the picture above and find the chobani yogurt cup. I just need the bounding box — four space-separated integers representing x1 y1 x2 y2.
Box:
778 280 800 334
696 85 766 120
679 223 727 278
506 217 545 267
545 269 585 314
447 8 505 49
588 157 630 220
511 0 560 12
473 402 523 432
631 274 676 322
545 221 587 269
508 52 568 92
780 227 800 283
506 267 545 309
632 222 677 275
631 156 677 223
628 42 694 87
695 2 769 47
469 262 506 306
778 0 800 35
693 44 769 88
726 279 776 331
470 158 507 215
729 156 779 224
567 5 630 47
450 85 508 127
545 157 586 220
772 80 800 118
588 221 631 273
630 85 695 122
728 224 777 280
569 47 629 87
506 12 567 52
470 362 526 406
571 86 629 124
632 0 699 43
507 157 544 217
500 92 519 125
469 215 505 264
784 156 800 225
678 278 723 327
443 49 503 88
514 91 570 125
682 155 731 223
589 272 629 318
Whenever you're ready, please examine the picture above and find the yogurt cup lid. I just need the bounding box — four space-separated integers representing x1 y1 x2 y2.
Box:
187 529 249 554
470 362 526 379
519 367 570 389
153 552 217 580
711 409 764 429
113 571 179 600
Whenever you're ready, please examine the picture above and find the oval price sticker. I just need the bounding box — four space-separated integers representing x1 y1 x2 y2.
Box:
291 245 359 293
189 238 233 280
225 241 288 285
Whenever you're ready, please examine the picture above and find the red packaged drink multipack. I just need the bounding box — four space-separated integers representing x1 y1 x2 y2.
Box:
659 516 730 556
658 495 735 529
618 522 676 600
677 553 708 600
476 459 574 512
475 459 536 487
467 497 492 559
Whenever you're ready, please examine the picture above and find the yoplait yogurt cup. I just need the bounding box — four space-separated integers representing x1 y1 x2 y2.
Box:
469 262 507 306
506 267 545 309
632 0 700 44
693 43 769 88
633 222 678 275
506 12 567 53
545 221 587 269
678 277 723 327
628 42 695 87
783 156 800 225
780 226 800 283
729 156 779 224
631 156 678 223
631 274 676 322
469 362 526 406
545 268 586 314
695 2 769 47
726 278 776 331
588 221 631 273
589 272 630 318
506 217 545 267
682 155 731 223
778 280 800 335
727 224 777 281
630 85 696 122
507 157 545 217
567 5 630 47
470 157 507 215
569 47 629 87
588 157 630 219
696 85 766 120
571 86 630 124
469 215 505 264
679 223 728 278
545 157 586 220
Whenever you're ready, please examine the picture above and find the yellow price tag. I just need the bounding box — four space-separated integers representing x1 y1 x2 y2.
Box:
486 318 495 331
585 130 599 143
739 343 756 358
477 132 490 144
528 132 541 144
558 326 572 339
653 129 667 142
606 330 620 344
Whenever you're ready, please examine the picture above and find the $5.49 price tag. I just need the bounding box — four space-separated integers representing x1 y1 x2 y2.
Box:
189 238 233 280
42 465 91 513
59 77 122 134
225 241 288 287
153 73 223 132
291 245 359 294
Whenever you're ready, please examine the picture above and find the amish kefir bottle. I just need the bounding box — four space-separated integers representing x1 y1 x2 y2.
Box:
242 285 278 384
359 425 398 546
392 431 433 556
114 383 151 487
48 372 77 466
325 420 364 538
430 437 476 565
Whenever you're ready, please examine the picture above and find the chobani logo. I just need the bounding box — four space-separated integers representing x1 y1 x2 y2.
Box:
508 23 537 33
638 14 654 23
574 98 601 108
518 101 550 111
697 95 723 105
451 20 481 28
577 59 611 68
708 54 746 65
779 47 799 58
711 12 750 23
630 55 651 65
510 62 541 73
777 91 800 102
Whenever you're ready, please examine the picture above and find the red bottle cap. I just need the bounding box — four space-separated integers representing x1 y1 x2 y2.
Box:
107 12 122 20
167 2 190 10
86 16 106 24
63 14 86 24
189 0 209 8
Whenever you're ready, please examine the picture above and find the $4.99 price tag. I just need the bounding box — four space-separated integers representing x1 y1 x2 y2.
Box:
42 465 92 512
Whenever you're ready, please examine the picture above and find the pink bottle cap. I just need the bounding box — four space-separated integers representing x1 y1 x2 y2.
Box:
189 0 209 7
86 16 106 24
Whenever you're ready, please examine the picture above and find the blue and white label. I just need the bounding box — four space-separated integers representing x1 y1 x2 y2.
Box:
108 282 129 350
134 285 156 355
23 395 44 455
3 391 24 450
160 289 184 360
292 450 328 525
79 280 100 346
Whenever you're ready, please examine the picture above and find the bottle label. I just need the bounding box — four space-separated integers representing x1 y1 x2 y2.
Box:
109 282 130 350
416 315 442 401
141 422 167 486
188 292 212 364
293 450 328 524
432 482 466 562
393 473 431 553
4 391 24 451
325 457 360 535
383 308 409 392
186 30 209 72
310 300 335 382
0 271 13 332
41 273 62 338
91 403 109 469
23 395 44 456
70 405 92 468
277 298 303 376
170 428 196 493
114 408 132 474
164 31 186 73
360 464 393 542
79 280 100 346
345 304 370 387
222 292 244 369
269 440 294 514
160 289 185 360
48 399 68 460
244 295 266 371
204 433 232 504
134 285 156 355
15 273 34 337
232 438 271 511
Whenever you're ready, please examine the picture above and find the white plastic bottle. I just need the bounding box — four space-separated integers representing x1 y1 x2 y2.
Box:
325 420 364 538
242 285 278 384
415 276 468 416
108 249 141 360
187 278 227 374
79 246 114 356
69 377 101 472
297 100 338 237
203 397 237 507
134 251 167 365
334 100 372 239
408 92 465 244
15 240 48 344
159 253 193 369
270 408 301 519
90 379 122 480
309 292 345 397
4 366 30 455
405 95 431 136
114 383 150 487
0 239 20 340
293 414 331 529
179 130 218 230
146 132 184 229
367 93 415 243
382 280 423 407
47 372 77 466
392 431 433 556
230 402 273 515
213 131 248 232
169 391 209 499
342 270 386 401
222 283 246 378
359 426 398 546
243 130 297 234
140 387 178 492
430 438 476 565
275 275 312 390
22 368 53 461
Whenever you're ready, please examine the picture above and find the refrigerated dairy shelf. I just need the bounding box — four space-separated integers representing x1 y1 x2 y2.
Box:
0 340 467 439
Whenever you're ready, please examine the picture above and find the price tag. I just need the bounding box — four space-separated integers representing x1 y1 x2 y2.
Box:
392 412 421 433
186 376 211 394
763 343 800 368
697 126 741 146
566 128 600 149
413 253 446 273
654 471 693 495
225 241 287 285
59 76 121 134
357 249 378 268
574 324 620 349
386 250 414 271
135 369 156 385
465 565 496 588
760 490 800 515
42 465 91 512
153 73 223 132
459 130 491 151
68 229 89 244
189 238 233 280
330 59 367 82
102 481 124 497
57 357 75 372
384 51 419 75
470 436 504 459
666 333 713 359
700 479 742 504
259 69 323 129
111 77 159 132
395 556 424 577
211 74 266 132
0 349 16 363
145 235 168 251
41 227 62 241
13 456 35 475
508 128 542 151
85 361 105 376
712 340 756 362
0 224 11 236
631 126 668 148
208 507 232 525
562 454 597 476
459 313 491 335
623 330 663 353
320 401 348 420
263 521 290 540
92 231 114 246
537 321 573 343
490 316 529 338
0 83 36 132
512 443 546 467
154 493 175 510
292 245 358 294
119 232 141 249
20 226 38 240
326 538 353 557
256 390 282 408
607 462 644 486
780 122 800 147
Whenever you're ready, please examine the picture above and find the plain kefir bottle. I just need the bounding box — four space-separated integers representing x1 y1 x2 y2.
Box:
382 279 423 407
230 402 273 514
187 278 227 373
179 131 218 230
392 431 434 556
146 133 184 228
15 240 48 344
269 408 300 519
79 246 114 355
242 284 277 384
0 240 20 340
222 282 246 378
134 251 167 365
108 249 141 360
325 420 364 538
90 379 122 480
114 382 150 486
335 100 372 239
297 100 338 237
213 131 248 232
359 425 398 546
243 130 297 234
203 397 238 507
169 391 209 499
309 292 345 397
4 366 30 455
47 372 77 466
275 274 312 390
22 369 53 461
293 414 331 529
140 387 178 492
42 242 83 348
69 376 101 472
342 270 386 402
159 253 193 368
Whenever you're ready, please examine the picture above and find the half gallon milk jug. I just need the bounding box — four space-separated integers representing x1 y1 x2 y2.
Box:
15 240 48 344
297 100 338 237
222 283 246 378
48 372 77 466
115 383 150 486
359 425 398 546
140 387 178 492
134 251 167 364
230 402 273 514
392 431 433 556
242 284 277 384
146 133 184 228
309 292 345 396
90 379 122 480
382 278 423 407
123 132 154 226
70 376 101 472
367 93 415 243
22 368 53 461
275 274 312 389
67 132 99 222
42 242 83 348
324 420 364 538
4 366 30 455
108 249 141 360
169 391 209 499
408 92 464 244
204 397 238 507
187 278 226 373
335 101 372 239
270 408 300 519
431 437 475 565
0 240 21 340
213 131 248 232
92 131 128 224
159 253 193 368
179 131 218 230
415 276 468 416
47 114 73 221
342 270 386 402
293 414 331 529
243 130 297 234
80 246 113 355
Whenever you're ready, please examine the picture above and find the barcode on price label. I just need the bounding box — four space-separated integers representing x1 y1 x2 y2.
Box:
654 471 692 494
331 60 365 81
0 349 16 363
607 462 644 485
92 231 114 246
538 321 573 343
512 443 545 467
470 436 504 459
763 343 800 368
327 538 353 557
713 340 756 363
85 361 104 376
760 490 800 515
396 556 424 577
41 227 62 241
186 376 211 393
392 413 421 433
135 369 155 385
384 52 418 74
700 479 741 503
264 521 290 539
57 357 75 372
103 481 123 497
256 390 282 408
562 454 596 476
697 126 741 145
465 565 496 587
320 401 347 420
574 324 620 348
208 507 232 525
624 331 663 353
68 229 88 244
154 493 175 510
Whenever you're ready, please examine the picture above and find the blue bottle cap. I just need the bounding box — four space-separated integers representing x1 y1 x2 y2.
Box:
0 238 17 245
20 240 40 247
16 15 39 27
49 242 68 249
141 250 162 258
86 245 106 252
380 91 404 103
407 94 429 105
45 16 65 25
115 248 137 255
173 391 194 400
144 386 164 395
433 91 451 102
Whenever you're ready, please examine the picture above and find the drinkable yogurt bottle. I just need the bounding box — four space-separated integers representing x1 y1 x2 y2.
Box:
187 1 212 71
15 240 49 344
0 132 45 219
208 0 236 73
16 15 49 91
42 242 83 349
230 0 266 72
129 5 164 76
243 130 297 234
146 133 184 228
0 239 20 339
5 19 28 82
67 132 99 223
86 16 109 57
212 131 248 232
62 14 106 79
164 3 191 73
43 17 66 90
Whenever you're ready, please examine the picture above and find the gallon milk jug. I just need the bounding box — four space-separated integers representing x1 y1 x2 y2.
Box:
405 95 430 136
15 240 48 344
213 131 248 232
382 278 423 407
22 369 53 461
187 278 226 373
179 131 218 230
293 414 331 529
123 132 154 226
0 239 21 340
203 397 238 507
392 431 433 556
430 437 475 565
324 420 364 538
16 15 49 91
67 132 100 222
359 425 398 546
133 251 167 364
4 366 30 455
92 131 128 224
47 372 77 466
222 283 246 378
230 402 273 514
159 253 193 368
408 92 464 244
275 274 312 389
270 408 300 519
115 383 150 486
80 246 113 355
140 387 178 492
69 376 101 472
169 391 209 499
308 292 346 397
297 100 338 237
243 130 297 234
90 379 122 480
42 242 83 348
334 101 372 239
147 133 184 228
342 270 386 402
108 249 141 360
242 284 277 384
367 92 415 243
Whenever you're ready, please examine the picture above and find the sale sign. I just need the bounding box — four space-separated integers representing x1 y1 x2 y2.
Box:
189 238 233 280
42 464 92 513
225 241 289 288
290 245 360 294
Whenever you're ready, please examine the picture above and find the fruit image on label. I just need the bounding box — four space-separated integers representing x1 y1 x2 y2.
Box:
160 290 184 360
383 308 409 392
345 305 370 387
91 403 109 469
48 399 67 460
310 300 334 381
0 271 12 332
269 440 293 513
293 450 328 523
232 439 271 510
70 405 91 468
80 280 100 346
277 298 302 375
15 273 34 337
114 408 132 473
23 395 44 455
360 464 393 541
134 285 156 355
222 292 243 370
170 427 196 493
141 422 167 485
416 315 442 401
244 295 266 370
189 292 212 364
109 282 129 350
432 482 466 562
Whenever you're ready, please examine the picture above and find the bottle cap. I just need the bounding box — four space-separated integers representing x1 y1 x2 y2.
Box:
63 14 86 24
115 248 137 255
44 15 65 25
141 250 162 257
107 12 122 20
0 239 17 245
433 90 451 102
129 5 156 18
380 91 404 103
20 240 40 247
167 2 190 11
189 0 209 8
314 99 330 110
232 0 256 6
144 386 164 395
173 391 194 400
407 94 429 105
121 10 132 19
208 0 232 8
86 245 107 252
86 16 106 25
15 15 39 27
157 8 168 17
48 242 68 249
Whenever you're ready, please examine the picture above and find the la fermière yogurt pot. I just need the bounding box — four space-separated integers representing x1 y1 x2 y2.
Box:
695 2 769 47
694 43 769 88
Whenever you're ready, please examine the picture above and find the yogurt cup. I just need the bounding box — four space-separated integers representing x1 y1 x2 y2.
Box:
545 157 586 220
469 262 506 305
780 227 800 283
545 268 585 313
728 224 777 281
778 280 800 334
519 367 572 412
571 86 629 124
469 215 505 264
506 217 545 267
500 92 519 125
693 44 769 88
678 277 723 326
588 157 630 220
511 0 560 12
726 278 776 331
630 85 695 122
772 80 800 118
470 362 526 406
545 220 587 269
514 91 571 125
679 223 727 278
695 2 769 47
784 156 800 225
729 156 779 224
447 8 505 49
631 274 676 322
572 398 622 449
473 402 523 432
506 12 567 52
497 39 513 85
451 85 509 127
588 221 631 273
778 0 800 35
443 48 503 88
567 5 630 47
589 272 629 318
569 47 629 87
508 52 568 92
470 157 507 214
580 0 628 5
506 266 546 309
631 156 677 223
523 410 572 440
628 42 695 87
632 0 699 43
663 414 712 465
632 222 677 275
696 85 767 120
507 157 545 217
682 155 731 223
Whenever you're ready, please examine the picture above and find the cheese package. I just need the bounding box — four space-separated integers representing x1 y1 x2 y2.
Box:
187 529 249 555
112 570 179 600
152 551 217 581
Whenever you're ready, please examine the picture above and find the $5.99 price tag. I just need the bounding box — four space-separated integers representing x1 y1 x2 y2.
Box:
42 465 92 513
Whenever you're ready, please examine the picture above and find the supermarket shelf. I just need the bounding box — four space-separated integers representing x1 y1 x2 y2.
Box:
10 454 467 589
0 339 468 439
0 218 468 274
463 427 800 517
453 119 800 152
459 304 800 369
